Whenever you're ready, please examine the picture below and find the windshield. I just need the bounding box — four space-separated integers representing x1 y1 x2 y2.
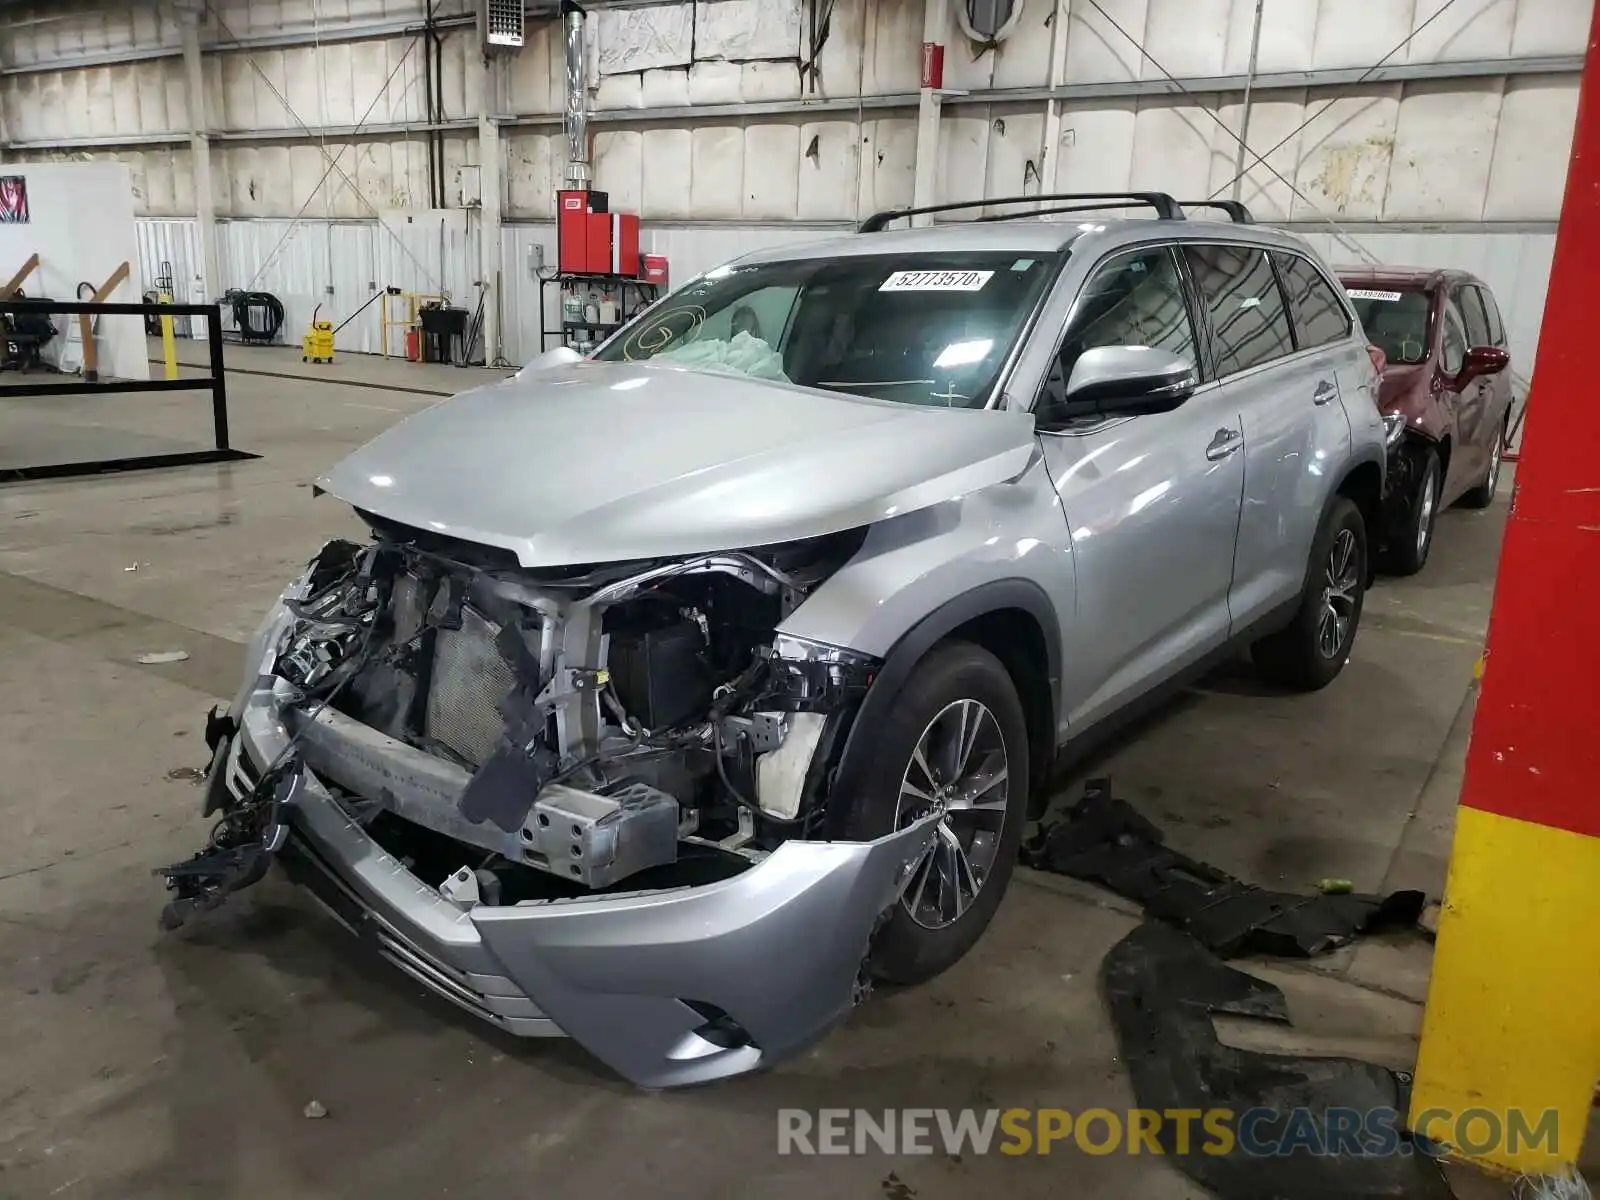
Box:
1345 287 1433 365
595 251 1062 408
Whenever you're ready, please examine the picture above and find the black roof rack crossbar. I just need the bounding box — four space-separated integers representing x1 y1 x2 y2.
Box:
1178 199 1255 223
857 191 1185 233
973 201 1153 223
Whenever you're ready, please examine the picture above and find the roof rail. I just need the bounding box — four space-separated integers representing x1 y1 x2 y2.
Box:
857 192 1185 233
1178 199 1254 223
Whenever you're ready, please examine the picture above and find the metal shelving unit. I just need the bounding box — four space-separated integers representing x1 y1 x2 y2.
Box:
538 272 660 354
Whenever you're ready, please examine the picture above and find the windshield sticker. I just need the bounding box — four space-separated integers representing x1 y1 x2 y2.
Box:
1010 259 1035 271
879 270 994 292
1346 288 1404 302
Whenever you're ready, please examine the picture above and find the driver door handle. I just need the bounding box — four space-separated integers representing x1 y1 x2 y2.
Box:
1205 428 1244 461
1313 379 1338 405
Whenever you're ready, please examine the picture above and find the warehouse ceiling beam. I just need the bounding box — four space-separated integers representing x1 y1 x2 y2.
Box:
0 13 475 75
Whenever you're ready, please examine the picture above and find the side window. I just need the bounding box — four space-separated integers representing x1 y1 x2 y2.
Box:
1457 286 1491 350
1274 252 1353 350
1440 301 1467 373
1476 285 1506 347
1183 244 1295 376
1036 246 1198 418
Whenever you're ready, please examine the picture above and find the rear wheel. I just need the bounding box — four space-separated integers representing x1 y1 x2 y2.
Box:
1382 446 1440 577
1459 422 1505 509
1252 497 1367 692
836 641 1029 986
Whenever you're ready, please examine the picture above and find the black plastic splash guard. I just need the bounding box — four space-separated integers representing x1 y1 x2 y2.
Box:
1022 778 1426 957
1102 923 1453 1200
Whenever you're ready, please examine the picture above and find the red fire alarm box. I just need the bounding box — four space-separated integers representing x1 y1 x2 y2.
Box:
640 254 669 286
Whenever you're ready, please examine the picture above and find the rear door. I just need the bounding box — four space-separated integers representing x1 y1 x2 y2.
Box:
1435 296 1474 497
1472 283 1514 438
1182 243 1352 630
1033 243 1246 731
1454 284 1495 471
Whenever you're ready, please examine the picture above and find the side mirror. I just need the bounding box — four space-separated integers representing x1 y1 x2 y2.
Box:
1057 346 1198 421
1457 345 1509 384
515 345 582 379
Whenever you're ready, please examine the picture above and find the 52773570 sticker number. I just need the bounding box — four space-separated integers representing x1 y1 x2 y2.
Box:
879 270 994 292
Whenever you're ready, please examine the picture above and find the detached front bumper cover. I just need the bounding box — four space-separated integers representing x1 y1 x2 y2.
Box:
162 676 939 1089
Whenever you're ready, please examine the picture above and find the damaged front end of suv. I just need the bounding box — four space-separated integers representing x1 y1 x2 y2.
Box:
162 520 939 1088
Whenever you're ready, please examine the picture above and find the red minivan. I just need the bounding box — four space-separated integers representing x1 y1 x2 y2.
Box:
1337 267 1514 575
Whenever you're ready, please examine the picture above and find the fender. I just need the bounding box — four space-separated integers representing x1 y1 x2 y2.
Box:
826 578 1063 823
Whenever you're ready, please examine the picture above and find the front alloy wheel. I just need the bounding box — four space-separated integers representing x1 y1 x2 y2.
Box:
895 699 1010 930
834 640 1029 986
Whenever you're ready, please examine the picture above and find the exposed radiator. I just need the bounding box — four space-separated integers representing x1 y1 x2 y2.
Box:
425 604 518 768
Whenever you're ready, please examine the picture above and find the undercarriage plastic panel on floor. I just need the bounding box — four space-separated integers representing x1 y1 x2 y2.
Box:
1024 778 1426 957
1103 922 1453 1200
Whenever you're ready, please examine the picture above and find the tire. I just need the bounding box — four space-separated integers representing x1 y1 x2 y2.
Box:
1251 496 1367 692
1382 446 1440 577
1459 421 1505 509
835 640 1030 986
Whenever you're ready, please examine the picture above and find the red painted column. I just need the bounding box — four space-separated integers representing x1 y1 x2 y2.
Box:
1410 0 1600 1174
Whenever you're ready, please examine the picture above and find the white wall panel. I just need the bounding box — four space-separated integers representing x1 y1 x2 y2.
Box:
1223 0 1318 74
695 0 804 62
1386 81 1503 220
1055 104 1138 193
1143 0 1233 78
857 117 917 217
1129 99 1219 196
796 121 861 220
642 127 695 216
1063 0 1149 83
1310 0 1419 70
1291 87 1401 220
1406 0 1516 63
1484 75 1582 220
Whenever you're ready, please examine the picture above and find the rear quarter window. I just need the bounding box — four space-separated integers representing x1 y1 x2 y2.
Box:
1274 253 1353 350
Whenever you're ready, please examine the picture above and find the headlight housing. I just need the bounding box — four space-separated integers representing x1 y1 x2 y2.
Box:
1382 411 1407 450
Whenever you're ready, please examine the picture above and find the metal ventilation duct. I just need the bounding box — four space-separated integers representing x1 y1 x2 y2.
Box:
562 0 590 190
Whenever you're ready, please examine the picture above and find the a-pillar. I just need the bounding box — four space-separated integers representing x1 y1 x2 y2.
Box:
1409 0 1600 1177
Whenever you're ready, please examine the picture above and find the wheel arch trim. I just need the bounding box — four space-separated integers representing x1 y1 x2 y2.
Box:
827 578 1063 816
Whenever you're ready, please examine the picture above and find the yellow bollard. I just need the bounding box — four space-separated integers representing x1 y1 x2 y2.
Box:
158 293 178 381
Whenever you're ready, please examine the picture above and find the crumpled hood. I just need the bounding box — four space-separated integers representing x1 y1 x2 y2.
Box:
317 360 1038 566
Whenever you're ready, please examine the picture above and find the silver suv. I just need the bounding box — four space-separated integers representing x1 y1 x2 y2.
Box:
171 192 1385 1089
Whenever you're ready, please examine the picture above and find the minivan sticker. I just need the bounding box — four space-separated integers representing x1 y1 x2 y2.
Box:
1346 288 1403 301
880 270 994 292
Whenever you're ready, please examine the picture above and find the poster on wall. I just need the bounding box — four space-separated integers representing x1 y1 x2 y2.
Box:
0 176 28 223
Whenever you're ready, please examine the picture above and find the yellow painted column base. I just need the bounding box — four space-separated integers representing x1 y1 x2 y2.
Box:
1411 805 1600 1174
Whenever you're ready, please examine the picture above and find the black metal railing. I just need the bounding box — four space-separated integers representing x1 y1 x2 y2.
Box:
0 299 256 482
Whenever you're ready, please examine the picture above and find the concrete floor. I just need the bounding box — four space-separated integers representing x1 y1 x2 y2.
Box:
0 343 1568 1198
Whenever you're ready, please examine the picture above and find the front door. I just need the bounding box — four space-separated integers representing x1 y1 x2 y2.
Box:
1033 244 1246 732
